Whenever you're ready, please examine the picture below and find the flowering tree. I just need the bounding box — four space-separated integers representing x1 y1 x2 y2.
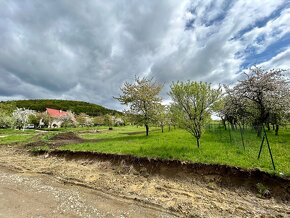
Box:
225 67 290 136
12 108 35 130
59 110 76 128
76 113 93 127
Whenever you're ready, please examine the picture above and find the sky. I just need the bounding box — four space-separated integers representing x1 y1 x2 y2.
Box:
0 0 290 110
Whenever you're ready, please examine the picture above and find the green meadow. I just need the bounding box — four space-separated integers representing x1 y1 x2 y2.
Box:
1 125 289 176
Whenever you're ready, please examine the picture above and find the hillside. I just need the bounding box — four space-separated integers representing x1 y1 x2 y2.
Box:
0 99 121 116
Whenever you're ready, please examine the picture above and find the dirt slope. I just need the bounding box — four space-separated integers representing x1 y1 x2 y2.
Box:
0 144 289 217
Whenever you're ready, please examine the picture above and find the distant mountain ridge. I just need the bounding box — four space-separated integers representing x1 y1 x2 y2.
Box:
0 99 121 116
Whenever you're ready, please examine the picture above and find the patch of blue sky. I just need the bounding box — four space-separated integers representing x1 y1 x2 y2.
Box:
185 17 195 30
185 0 234 30
240 32 290 69
203 0 234 27
231 1 290 41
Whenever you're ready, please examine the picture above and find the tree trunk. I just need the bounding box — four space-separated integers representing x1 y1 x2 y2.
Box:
196 137 200 148
161 125 164 133
145 124 149 136
230 122 235 130
257 125 262 137
267 123 270 131
222 119 227 130
168 125 171 131
275 124 279 136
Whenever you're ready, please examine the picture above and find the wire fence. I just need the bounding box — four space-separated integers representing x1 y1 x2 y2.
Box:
205 123 290 148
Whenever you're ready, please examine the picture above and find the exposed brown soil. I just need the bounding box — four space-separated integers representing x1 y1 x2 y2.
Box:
33 149 290 201
50 132 83 141
0 143 289 217
26 132 86 148
26 132 110 148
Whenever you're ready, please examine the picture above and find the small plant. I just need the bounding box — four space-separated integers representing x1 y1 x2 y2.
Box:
256 183 271 198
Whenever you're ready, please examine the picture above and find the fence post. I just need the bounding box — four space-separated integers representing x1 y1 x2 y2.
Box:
257 125 275 170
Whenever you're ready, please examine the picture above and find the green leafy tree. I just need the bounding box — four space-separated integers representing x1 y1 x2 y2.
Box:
104 114 114 129
93 116 105 126
28 113 40 128
0 102 16 128
38 112 50 128
167 104 178 131
170 81 221 148
155 104 167 133
115 77 163 136
0 112 14 128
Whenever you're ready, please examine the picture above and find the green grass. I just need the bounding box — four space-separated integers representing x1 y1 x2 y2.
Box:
79 126 158 139
1 125 289 176
0 128 35 135
0 130 37 144
60 126 290 176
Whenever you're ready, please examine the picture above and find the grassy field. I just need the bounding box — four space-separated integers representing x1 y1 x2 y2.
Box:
0 125 289 176
0 129 37 145
60 125 290 176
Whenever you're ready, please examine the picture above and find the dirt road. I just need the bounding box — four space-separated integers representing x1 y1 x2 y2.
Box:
0 167 174 218
0 144 289 217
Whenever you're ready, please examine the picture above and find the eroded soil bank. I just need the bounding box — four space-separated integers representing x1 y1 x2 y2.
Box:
0 144 289 217
34 149 290 201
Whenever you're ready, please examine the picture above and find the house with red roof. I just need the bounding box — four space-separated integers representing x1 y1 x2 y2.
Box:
46 108 68 118
45 108 75 128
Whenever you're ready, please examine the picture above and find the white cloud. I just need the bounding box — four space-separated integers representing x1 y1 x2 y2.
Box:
0 0 289 110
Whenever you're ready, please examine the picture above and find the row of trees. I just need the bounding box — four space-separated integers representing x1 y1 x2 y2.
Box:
115 67 290 147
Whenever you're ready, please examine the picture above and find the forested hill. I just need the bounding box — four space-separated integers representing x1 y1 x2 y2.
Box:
1 99 121 116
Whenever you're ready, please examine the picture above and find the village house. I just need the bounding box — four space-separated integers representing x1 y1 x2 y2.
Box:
44 108 75 128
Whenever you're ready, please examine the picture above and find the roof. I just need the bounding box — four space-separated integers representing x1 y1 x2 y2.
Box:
46 108 68 118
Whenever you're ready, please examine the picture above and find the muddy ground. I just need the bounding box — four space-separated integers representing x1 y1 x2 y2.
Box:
0 141 289 217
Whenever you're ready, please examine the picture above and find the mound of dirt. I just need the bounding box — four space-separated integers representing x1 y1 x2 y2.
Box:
25 141 49 147
50 132 82 141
